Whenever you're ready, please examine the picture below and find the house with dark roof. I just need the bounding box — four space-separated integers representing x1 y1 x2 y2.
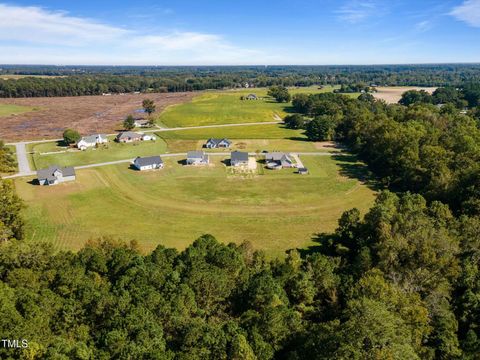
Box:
265 152 294 169
133 156 164 171
204 138 232 149
115 131 143 143
77 134 108 150
37 165 76 185
230 151 249 167
186 151 209 165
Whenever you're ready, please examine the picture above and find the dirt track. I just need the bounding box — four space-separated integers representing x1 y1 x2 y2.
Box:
0 92 195 141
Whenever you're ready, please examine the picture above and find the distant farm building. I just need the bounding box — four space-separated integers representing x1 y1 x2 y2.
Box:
133 156 164 171
37 165 76 185
77 134 108 150
186 151 209 166
204 138 232 149
298 167 309 175
246 93 258 100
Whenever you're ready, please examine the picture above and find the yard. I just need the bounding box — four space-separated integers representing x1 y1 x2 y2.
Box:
15 154 376 257
158 86 340 128
29 136 168 169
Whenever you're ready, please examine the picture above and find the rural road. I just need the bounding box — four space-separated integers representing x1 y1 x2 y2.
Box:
5 120 283 146
3 151 337 179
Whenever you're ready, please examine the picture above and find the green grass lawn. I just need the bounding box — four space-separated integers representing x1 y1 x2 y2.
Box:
16 154 376 257
0 104 39 117
158 86 344 128
30 136 168 169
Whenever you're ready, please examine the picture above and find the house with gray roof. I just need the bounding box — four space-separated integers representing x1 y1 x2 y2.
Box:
186 151 209 166
37 165 76 185
230 151 249 167
204 138 232 149
265 152 294 169
133 156 164 171
134 119 151 128
246 93 258 100
77 134 108 150
115 131 143 143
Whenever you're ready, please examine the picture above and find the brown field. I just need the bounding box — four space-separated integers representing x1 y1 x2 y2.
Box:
0 92 195 141
373 86 437 104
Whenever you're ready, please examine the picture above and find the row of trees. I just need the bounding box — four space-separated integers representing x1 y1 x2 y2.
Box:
399 84 480 108
287 90 480 217
3 64 480 97
0 191 479 359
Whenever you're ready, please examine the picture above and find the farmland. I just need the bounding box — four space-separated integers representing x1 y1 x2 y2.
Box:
0 104 39 117
158 86 339 128
0 92 194 141
16 155 376 257
373 86 437 103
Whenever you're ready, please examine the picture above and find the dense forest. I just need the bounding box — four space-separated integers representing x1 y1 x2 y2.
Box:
1 83 480 358
2 64 480 97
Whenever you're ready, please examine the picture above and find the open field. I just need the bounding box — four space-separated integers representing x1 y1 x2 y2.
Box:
0 74 64 80
15 155 376 257
0 92 195 141
373 86 437 104
0 104 40 117
158 86 342 128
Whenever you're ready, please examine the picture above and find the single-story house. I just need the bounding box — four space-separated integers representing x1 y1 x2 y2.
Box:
116 131 143 143
186 151 209 166
134 119 151 128
115 132 155 143
77 134 108 150
133 156 164 171
298 167 309 175
204 138 232 149
246 93 258 100
231 151 249 167
37 165 76 185
265 152 294 169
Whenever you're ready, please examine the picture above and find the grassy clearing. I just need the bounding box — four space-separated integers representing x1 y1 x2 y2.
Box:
30 136 168 170
158 86 341 128
0 104 39 117
16 154 376 257
159 124 305 140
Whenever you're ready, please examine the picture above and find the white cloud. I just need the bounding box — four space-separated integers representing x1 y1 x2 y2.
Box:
450 0 480 27
0 3 268 65
336 1 379 23
415 20 433 32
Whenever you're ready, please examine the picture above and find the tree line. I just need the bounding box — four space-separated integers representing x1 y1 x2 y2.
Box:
3 64 480 97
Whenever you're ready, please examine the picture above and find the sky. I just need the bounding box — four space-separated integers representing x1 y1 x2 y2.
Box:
0 0 480 65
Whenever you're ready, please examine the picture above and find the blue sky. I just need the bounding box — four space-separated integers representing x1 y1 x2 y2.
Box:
0 0 480 65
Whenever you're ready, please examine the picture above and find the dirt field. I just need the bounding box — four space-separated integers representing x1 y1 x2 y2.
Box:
373 86 436 104
0 92 195 141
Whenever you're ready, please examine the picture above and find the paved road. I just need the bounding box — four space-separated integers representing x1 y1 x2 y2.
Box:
14 143 34 176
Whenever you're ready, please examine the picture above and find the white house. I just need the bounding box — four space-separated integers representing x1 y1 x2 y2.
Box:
37 165 76 185
133 156 164 171
186 151 209 165
77 134 108 150
265 152 294 169
134 119 151 128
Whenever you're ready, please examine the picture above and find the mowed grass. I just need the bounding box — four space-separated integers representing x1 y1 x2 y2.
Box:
16 155 376 257
30 136 168 169
158 86 340 128
0 104 39 117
